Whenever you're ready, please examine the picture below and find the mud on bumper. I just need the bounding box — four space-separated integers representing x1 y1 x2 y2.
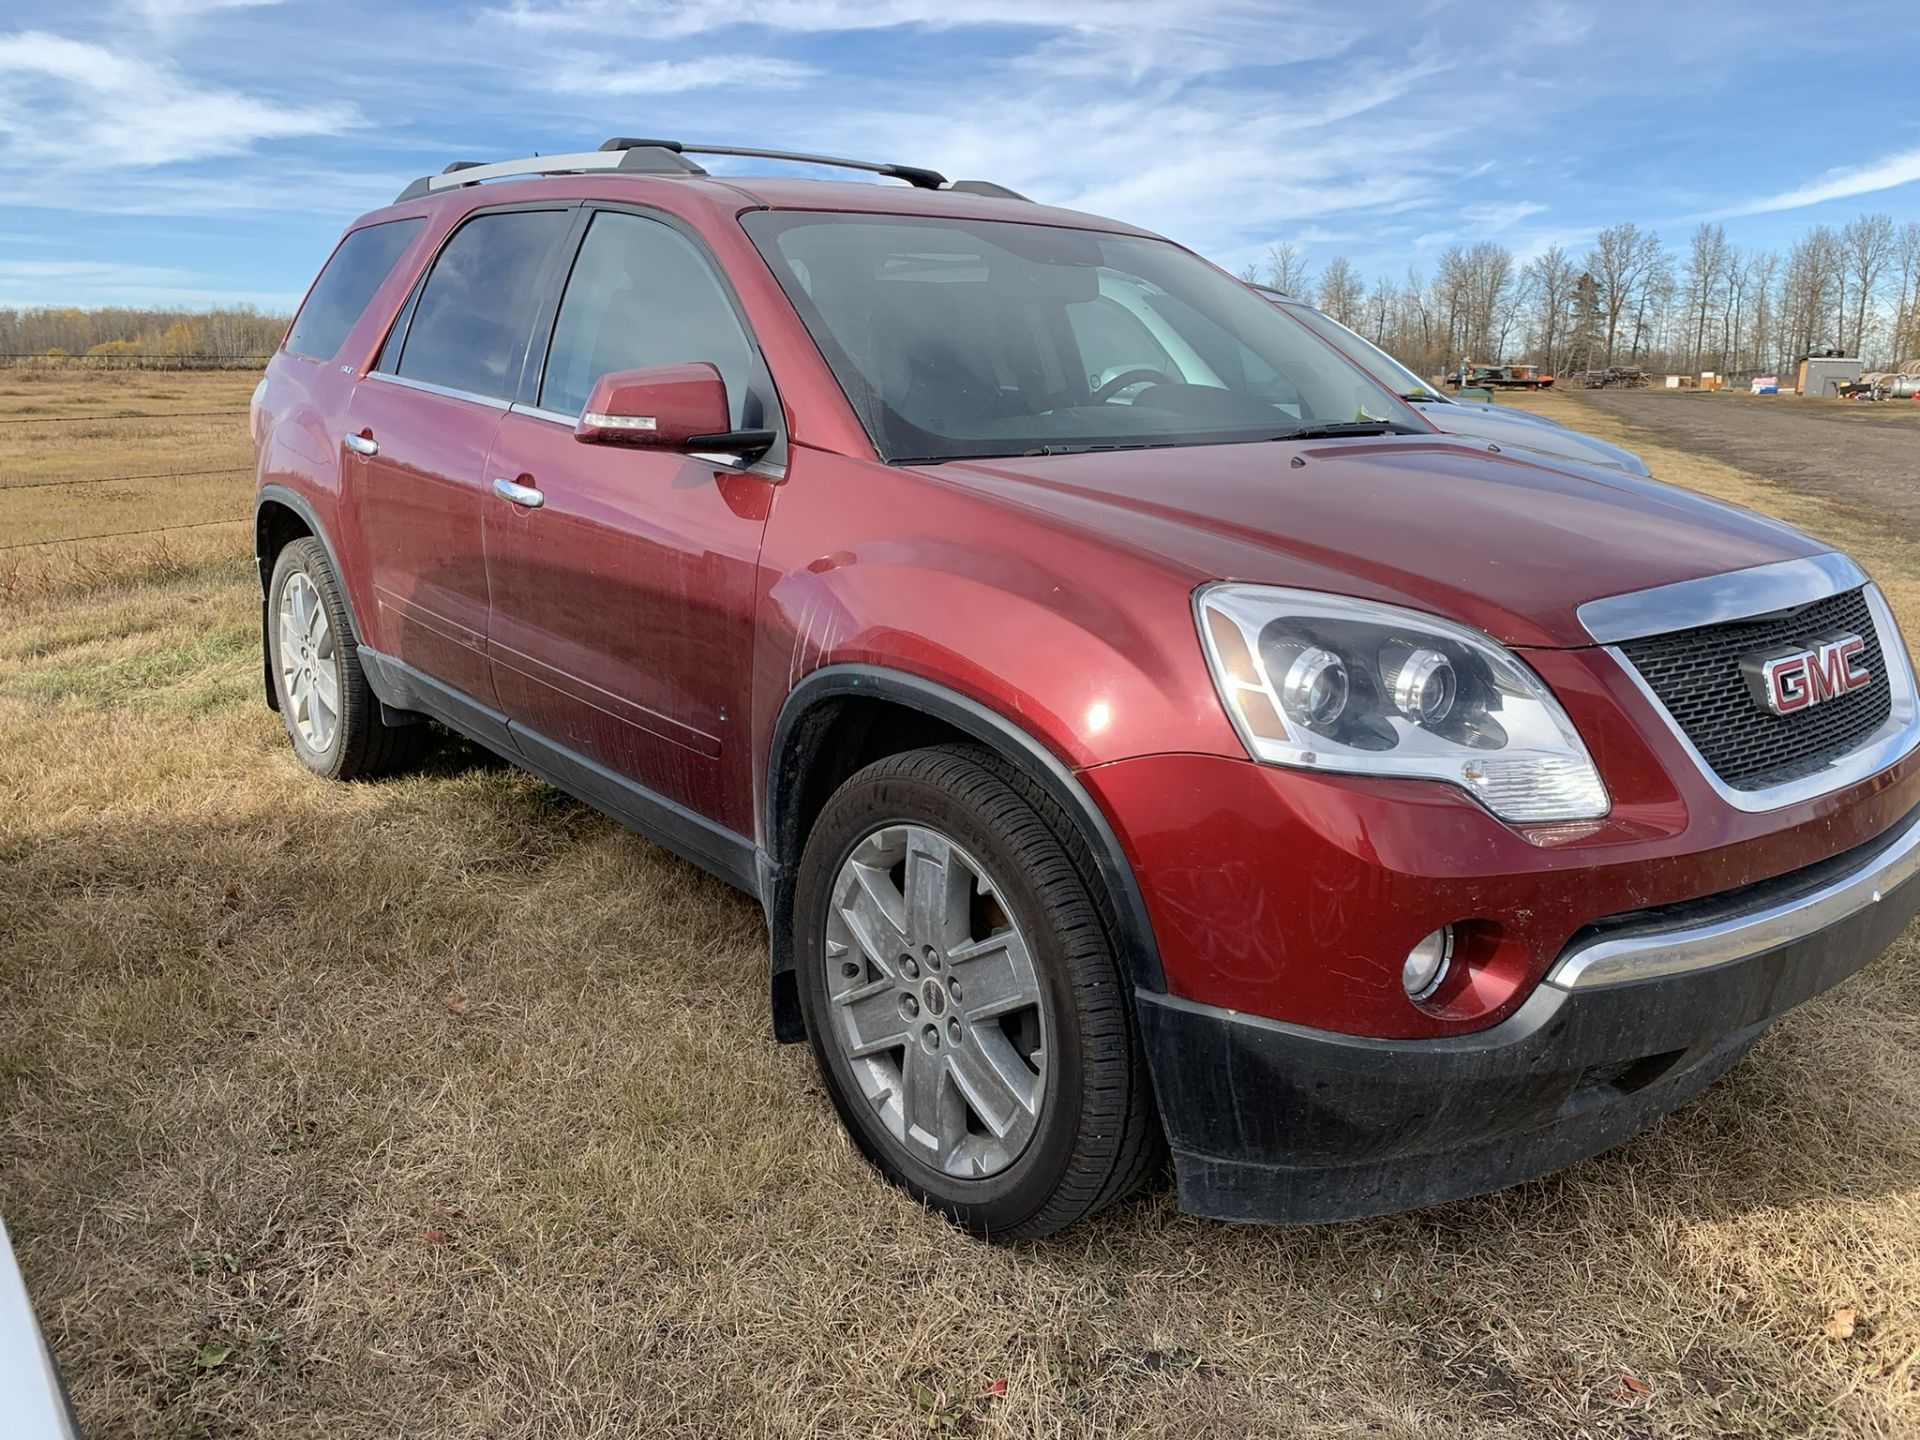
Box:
1139 805 1920 1224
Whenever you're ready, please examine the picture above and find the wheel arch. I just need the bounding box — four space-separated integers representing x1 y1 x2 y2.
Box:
255 486 360 713
762 664 1166 1041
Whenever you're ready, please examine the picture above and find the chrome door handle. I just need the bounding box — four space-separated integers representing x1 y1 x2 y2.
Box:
491 477 544 509
343 433 378 457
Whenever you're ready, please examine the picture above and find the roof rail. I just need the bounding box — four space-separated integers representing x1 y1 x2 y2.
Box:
947 179 1030 201
598 136 947 190
394 145 706 203
394 138 1033 205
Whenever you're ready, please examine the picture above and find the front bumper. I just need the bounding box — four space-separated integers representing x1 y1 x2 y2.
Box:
1140 802 1920 1223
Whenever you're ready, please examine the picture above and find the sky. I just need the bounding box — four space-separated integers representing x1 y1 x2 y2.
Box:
2 1 1920 312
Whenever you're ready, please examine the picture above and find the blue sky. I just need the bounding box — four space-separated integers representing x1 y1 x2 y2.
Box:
3 1 1919 311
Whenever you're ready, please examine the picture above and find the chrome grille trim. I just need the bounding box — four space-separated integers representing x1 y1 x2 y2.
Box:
1607 582 1920 812
1577 552 1866 645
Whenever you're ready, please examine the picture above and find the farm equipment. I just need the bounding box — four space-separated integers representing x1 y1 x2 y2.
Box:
1448 363 1554 390
1580 366 1650 389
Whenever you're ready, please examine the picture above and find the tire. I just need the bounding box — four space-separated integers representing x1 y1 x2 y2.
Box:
795 744 1161 1239
266 537 427 780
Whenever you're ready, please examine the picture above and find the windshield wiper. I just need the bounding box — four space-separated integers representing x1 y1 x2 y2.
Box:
1271 420 1423 441
1019 441 1183 456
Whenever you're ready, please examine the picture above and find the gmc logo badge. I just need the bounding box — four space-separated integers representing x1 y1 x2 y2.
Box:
1740 633 1872 716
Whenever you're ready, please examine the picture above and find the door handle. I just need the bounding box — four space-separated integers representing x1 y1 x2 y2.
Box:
343 432 378 457
492 477 544 509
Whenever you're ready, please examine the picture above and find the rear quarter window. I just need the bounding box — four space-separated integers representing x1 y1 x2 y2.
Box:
285 219 424 362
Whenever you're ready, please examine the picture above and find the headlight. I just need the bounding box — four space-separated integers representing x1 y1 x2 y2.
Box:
1196 584 1609 823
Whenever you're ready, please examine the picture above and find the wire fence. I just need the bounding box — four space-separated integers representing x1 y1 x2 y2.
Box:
0 465 252 492
3 409 250 425
0 516 249 553
0 353 274 371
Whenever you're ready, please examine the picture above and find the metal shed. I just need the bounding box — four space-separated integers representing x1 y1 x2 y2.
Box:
1796 356 1860 397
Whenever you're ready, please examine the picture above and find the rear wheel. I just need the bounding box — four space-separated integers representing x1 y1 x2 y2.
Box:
267 537 426 780
795 745 1160 1239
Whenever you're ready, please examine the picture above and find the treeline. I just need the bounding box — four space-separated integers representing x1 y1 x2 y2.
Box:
0 306 288 360
1243 214 1920 380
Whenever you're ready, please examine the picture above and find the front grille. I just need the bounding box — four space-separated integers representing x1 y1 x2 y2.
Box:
1618 587 1890 791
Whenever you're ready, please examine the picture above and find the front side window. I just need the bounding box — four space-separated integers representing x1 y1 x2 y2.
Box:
742 212 1416 462
539 211 759 424
285 219 423 362
395 209 569 400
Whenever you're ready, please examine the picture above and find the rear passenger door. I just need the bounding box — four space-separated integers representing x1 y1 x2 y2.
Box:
480 206 780 836
344 206 571 707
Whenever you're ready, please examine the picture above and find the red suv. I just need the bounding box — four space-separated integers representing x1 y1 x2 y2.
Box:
252 138 1920 1238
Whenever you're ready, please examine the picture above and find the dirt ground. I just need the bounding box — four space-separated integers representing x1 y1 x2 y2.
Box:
3 370 1919 1439
1566 389 1920 542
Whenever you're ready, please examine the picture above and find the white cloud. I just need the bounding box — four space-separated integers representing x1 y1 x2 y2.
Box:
565 55 816 95
0 29 358 168
127 0 282 22
1727 145 1920 217
0 256 298 307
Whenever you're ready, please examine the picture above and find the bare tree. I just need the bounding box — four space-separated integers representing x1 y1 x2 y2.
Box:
1316 257 1365 327
1519 244 1577 374
1893 221 1920 365
1683 223 1730 370
1262 241 1313 296
1841 213 1896 360
1778 226 1842 362
1592 222 1663 364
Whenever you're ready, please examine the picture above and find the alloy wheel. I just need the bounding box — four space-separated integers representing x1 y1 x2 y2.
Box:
823 823 1050 1179
277 570 340 753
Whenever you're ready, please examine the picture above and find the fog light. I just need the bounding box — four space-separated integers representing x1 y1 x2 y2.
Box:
1402 926 1454 1001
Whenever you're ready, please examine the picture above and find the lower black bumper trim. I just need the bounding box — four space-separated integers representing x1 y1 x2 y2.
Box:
1139 830 1920 1224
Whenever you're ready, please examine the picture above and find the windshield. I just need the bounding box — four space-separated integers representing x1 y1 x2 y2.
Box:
742 213 1418 462
1271 299 1442 401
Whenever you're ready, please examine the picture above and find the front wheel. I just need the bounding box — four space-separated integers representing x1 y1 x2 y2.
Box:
795 745 1161 1239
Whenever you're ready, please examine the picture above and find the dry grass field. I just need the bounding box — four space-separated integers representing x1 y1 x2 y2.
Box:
2 370 1918 1438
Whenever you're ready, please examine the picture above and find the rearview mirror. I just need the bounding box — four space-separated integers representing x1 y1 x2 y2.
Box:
573 362 775 460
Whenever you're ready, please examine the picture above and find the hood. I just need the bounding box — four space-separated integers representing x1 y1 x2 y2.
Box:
1414 402 1649 475
1428 395 1567 428
941 436 1826 649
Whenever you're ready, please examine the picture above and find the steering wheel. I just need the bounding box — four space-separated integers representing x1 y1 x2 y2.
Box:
1091 366 1175 404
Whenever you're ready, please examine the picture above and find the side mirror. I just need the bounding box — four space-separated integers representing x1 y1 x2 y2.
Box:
574 362 774 460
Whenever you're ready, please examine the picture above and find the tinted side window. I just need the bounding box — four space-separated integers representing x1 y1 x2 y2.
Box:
285 219 423 362
539 212 757 424
397 210 568 399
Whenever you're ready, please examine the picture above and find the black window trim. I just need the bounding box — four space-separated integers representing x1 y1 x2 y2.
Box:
366 199 582 408
519 198 788 468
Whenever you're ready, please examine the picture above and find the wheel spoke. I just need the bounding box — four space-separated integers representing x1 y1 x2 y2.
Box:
838 983 911 1059
950 931 1041 1022
903 828 970 948
949 1027 1039 1139
836 860 908 968
899 1043 959 1164
312 660 340 715
277 613 300 663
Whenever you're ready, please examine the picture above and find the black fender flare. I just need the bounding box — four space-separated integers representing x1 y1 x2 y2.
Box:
764 664 1167 1000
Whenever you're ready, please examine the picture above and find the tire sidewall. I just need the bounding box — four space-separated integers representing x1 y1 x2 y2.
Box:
796 761 1095 1236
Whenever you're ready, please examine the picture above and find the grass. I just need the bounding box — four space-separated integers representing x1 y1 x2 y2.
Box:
1 372 1918 1437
